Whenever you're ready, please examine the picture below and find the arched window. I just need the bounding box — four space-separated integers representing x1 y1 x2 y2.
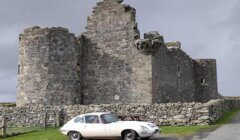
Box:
200 78 206 85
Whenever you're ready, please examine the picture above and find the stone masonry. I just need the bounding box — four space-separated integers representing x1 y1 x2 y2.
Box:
17 27 81 107
2 99 240 127
17 0 219 107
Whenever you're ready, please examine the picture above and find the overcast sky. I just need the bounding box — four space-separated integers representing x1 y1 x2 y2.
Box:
0 0 239 102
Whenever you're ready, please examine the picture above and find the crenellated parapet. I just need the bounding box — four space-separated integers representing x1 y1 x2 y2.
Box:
134 31 164 55
134 39 160 55
165 41 181 49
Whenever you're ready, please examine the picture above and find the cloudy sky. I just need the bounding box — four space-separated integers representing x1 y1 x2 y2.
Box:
0 0 239 102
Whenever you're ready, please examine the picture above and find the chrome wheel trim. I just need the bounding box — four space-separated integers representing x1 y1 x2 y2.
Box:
125 131 134 140
70 132 80 140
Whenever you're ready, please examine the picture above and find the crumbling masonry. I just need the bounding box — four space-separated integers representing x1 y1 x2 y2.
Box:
16 0 219 107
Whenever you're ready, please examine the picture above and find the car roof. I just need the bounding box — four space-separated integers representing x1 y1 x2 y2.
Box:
77 112 112 117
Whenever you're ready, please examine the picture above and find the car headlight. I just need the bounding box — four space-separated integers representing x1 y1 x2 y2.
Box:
147 123 157 128
141 126 150 133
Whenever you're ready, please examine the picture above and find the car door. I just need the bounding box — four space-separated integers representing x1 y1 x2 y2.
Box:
100 114 122 137
106 122 123 137
81 115 106 138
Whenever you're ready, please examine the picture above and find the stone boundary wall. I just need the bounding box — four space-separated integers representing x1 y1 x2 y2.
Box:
0 98 240 127
0 106 60 128
208 98 240 123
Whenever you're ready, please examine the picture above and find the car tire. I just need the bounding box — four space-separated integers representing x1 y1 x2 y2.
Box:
141 137 150 140
123 130 137 140
69 131 82 140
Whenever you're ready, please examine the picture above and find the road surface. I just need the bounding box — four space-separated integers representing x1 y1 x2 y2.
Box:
203 112 240 140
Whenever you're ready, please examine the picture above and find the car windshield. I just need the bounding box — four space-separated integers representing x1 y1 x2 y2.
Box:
100 113 118 124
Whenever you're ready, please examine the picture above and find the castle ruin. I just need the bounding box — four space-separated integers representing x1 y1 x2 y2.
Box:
16 0 219 107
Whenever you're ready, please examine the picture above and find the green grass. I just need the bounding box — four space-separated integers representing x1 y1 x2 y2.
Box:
5 127 43 135
215 108 240 124
0 109 239 139
0 128 68 140
0 103 16 107
161 125 211 136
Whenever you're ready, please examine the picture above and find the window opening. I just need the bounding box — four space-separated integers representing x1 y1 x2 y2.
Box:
18 65 20 75
200 78 206 85
177 66 181 77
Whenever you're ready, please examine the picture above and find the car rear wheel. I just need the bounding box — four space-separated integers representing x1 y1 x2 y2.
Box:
69 131 82 140
141 137 150 140
123 130 137 140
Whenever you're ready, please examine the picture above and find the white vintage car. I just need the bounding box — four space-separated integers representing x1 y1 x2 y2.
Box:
60 112 160 140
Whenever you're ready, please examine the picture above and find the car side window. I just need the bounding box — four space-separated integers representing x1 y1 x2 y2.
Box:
85 115 100 124
74 117 84 123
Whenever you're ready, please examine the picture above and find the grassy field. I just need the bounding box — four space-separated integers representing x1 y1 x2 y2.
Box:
0 109 239 140
0 103 16 107
0 128 68 140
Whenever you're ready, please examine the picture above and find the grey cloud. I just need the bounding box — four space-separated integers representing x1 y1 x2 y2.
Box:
0 73 17 102
0 0 99 34
225 1 240 42
0 0 240 102
0 93 16 102
0 75 17 91
0 27 18 73
0 44 18 71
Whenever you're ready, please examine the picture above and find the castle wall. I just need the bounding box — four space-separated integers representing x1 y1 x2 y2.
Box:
81 0 152 104
193 59 219 102
152 41 196 103
17 27 81 107
16 0 219 106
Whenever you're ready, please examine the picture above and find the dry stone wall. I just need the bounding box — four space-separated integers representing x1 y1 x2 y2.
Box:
0 106 61 127
1 99 240 127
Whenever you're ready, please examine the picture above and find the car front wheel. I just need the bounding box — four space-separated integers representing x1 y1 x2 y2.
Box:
123 130 137 140
69 131 82 140
141 137 150 140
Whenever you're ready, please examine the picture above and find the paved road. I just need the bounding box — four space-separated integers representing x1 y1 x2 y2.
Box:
203 112 240 140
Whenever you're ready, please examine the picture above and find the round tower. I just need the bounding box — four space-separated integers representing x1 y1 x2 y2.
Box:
17 26 82 107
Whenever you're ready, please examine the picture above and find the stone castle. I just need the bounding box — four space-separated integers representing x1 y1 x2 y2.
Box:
16 0 219 107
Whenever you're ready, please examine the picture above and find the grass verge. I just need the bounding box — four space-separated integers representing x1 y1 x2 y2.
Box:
0 128 68 140
0 103 16 107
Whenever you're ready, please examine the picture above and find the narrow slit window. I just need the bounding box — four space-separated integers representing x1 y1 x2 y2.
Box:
77 63 80 71
177 66 181 77
18 64 20 75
